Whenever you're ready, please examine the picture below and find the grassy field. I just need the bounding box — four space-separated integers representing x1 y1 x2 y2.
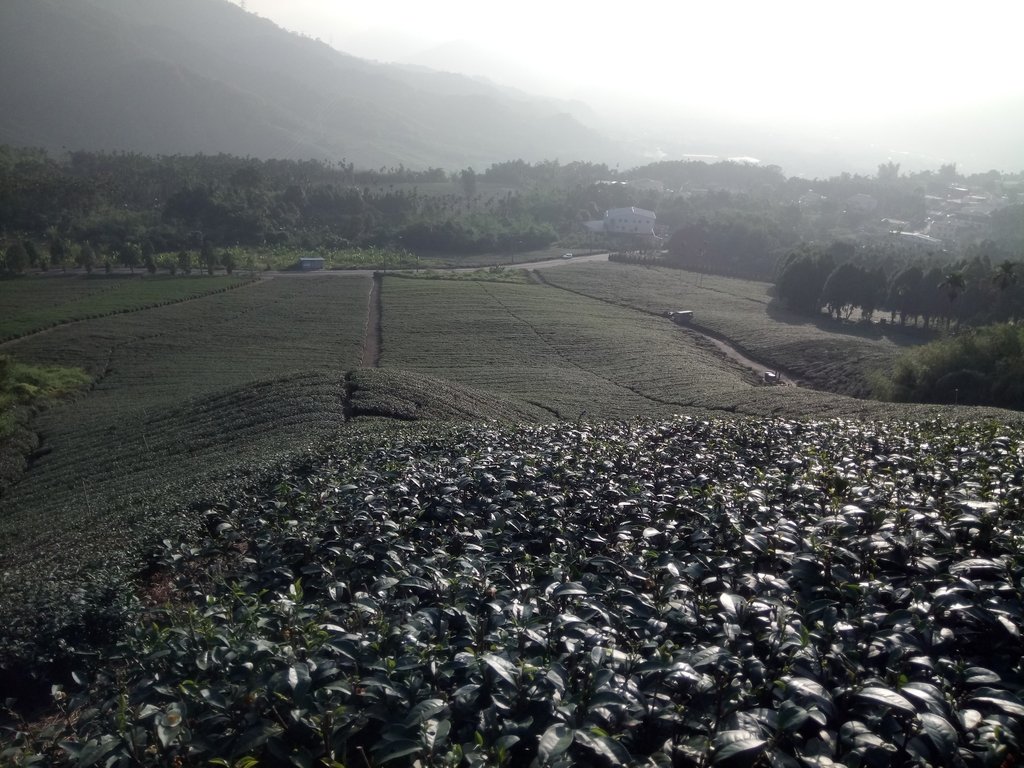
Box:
0 274 252 341
539 262 923 397
0 357 90 435
214 245 421 272
212 244 575 272
0 356 91 495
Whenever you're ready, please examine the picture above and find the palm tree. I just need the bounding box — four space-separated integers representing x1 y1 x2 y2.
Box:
993 260 1016 291
993 260 1018 321
939 270 967 329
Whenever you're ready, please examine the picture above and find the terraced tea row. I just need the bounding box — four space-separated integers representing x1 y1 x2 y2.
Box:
378 277 971 421
4 277 368 423
0 275 252 341
540 263 914 397
382 278 771 419
346 368 551 423
0 278 370 593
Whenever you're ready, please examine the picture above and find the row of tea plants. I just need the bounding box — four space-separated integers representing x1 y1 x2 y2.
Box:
3 416 1023 766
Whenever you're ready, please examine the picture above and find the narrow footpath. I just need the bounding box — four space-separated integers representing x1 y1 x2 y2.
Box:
684 324 796 386
360 273 382 368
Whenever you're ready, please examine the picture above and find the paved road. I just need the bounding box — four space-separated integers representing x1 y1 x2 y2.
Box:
500 252 609 271
264 252 610 278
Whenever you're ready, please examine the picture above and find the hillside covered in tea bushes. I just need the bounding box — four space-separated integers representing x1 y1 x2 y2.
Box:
3 416 1023 767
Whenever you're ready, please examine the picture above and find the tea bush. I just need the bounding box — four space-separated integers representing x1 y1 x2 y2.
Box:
5 417 1022 767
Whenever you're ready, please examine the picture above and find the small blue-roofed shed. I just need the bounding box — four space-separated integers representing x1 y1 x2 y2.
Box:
299 257 325 271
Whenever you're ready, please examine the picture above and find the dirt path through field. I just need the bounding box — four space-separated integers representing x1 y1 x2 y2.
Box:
531 270 796 386
685 326 795 385
360 273 382 367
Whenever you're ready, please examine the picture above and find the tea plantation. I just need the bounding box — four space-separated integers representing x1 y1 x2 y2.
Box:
538 263 919 398
378 278 934 422
0 275 252 342
2 267 1024 766
0 277 372 640
3 417 1023 766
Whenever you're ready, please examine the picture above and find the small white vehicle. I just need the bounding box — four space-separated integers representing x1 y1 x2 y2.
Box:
665 310 693 324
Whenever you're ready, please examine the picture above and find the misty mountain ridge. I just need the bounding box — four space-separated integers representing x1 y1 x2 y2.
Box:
0 0 625 169
1 0 1021 176
335 21 1024 177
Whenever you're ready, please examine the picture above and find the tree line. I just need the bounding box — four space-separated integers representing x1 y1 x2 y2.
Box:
881 324 1024 409
0 147 797 272
0 148 576 267
775 240 1024 329
3 146 1023 280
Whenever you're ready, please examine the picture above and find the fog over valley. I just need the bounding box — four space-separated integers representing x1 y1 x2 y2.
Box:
1 0 1021 175
242 0 1024 176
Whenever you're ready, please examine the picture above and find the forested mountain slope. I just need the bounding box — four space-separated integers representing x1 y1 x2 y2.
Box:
0 0 619 168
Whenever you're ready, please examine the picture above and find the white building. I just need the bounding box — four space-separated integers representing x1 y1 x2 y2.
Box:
585 207 657 236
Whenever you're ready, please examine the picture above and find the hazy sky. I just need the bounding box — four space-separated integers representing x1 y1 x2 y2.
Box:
241 1 1023 119
237 0 1024 172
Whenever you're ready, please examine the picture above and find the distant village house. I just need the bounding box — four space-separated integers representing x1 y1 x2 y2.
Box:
583 206 662 249
585 206 658 234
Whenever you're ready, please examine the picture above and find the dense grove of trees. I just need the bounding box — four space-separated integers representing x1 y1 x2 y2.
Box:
773 236 1024 411
775 240 1024 329
665 211 800 280
883 324 1024 409
0 148 576 265
0 147 808 270
2 146 1022 280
